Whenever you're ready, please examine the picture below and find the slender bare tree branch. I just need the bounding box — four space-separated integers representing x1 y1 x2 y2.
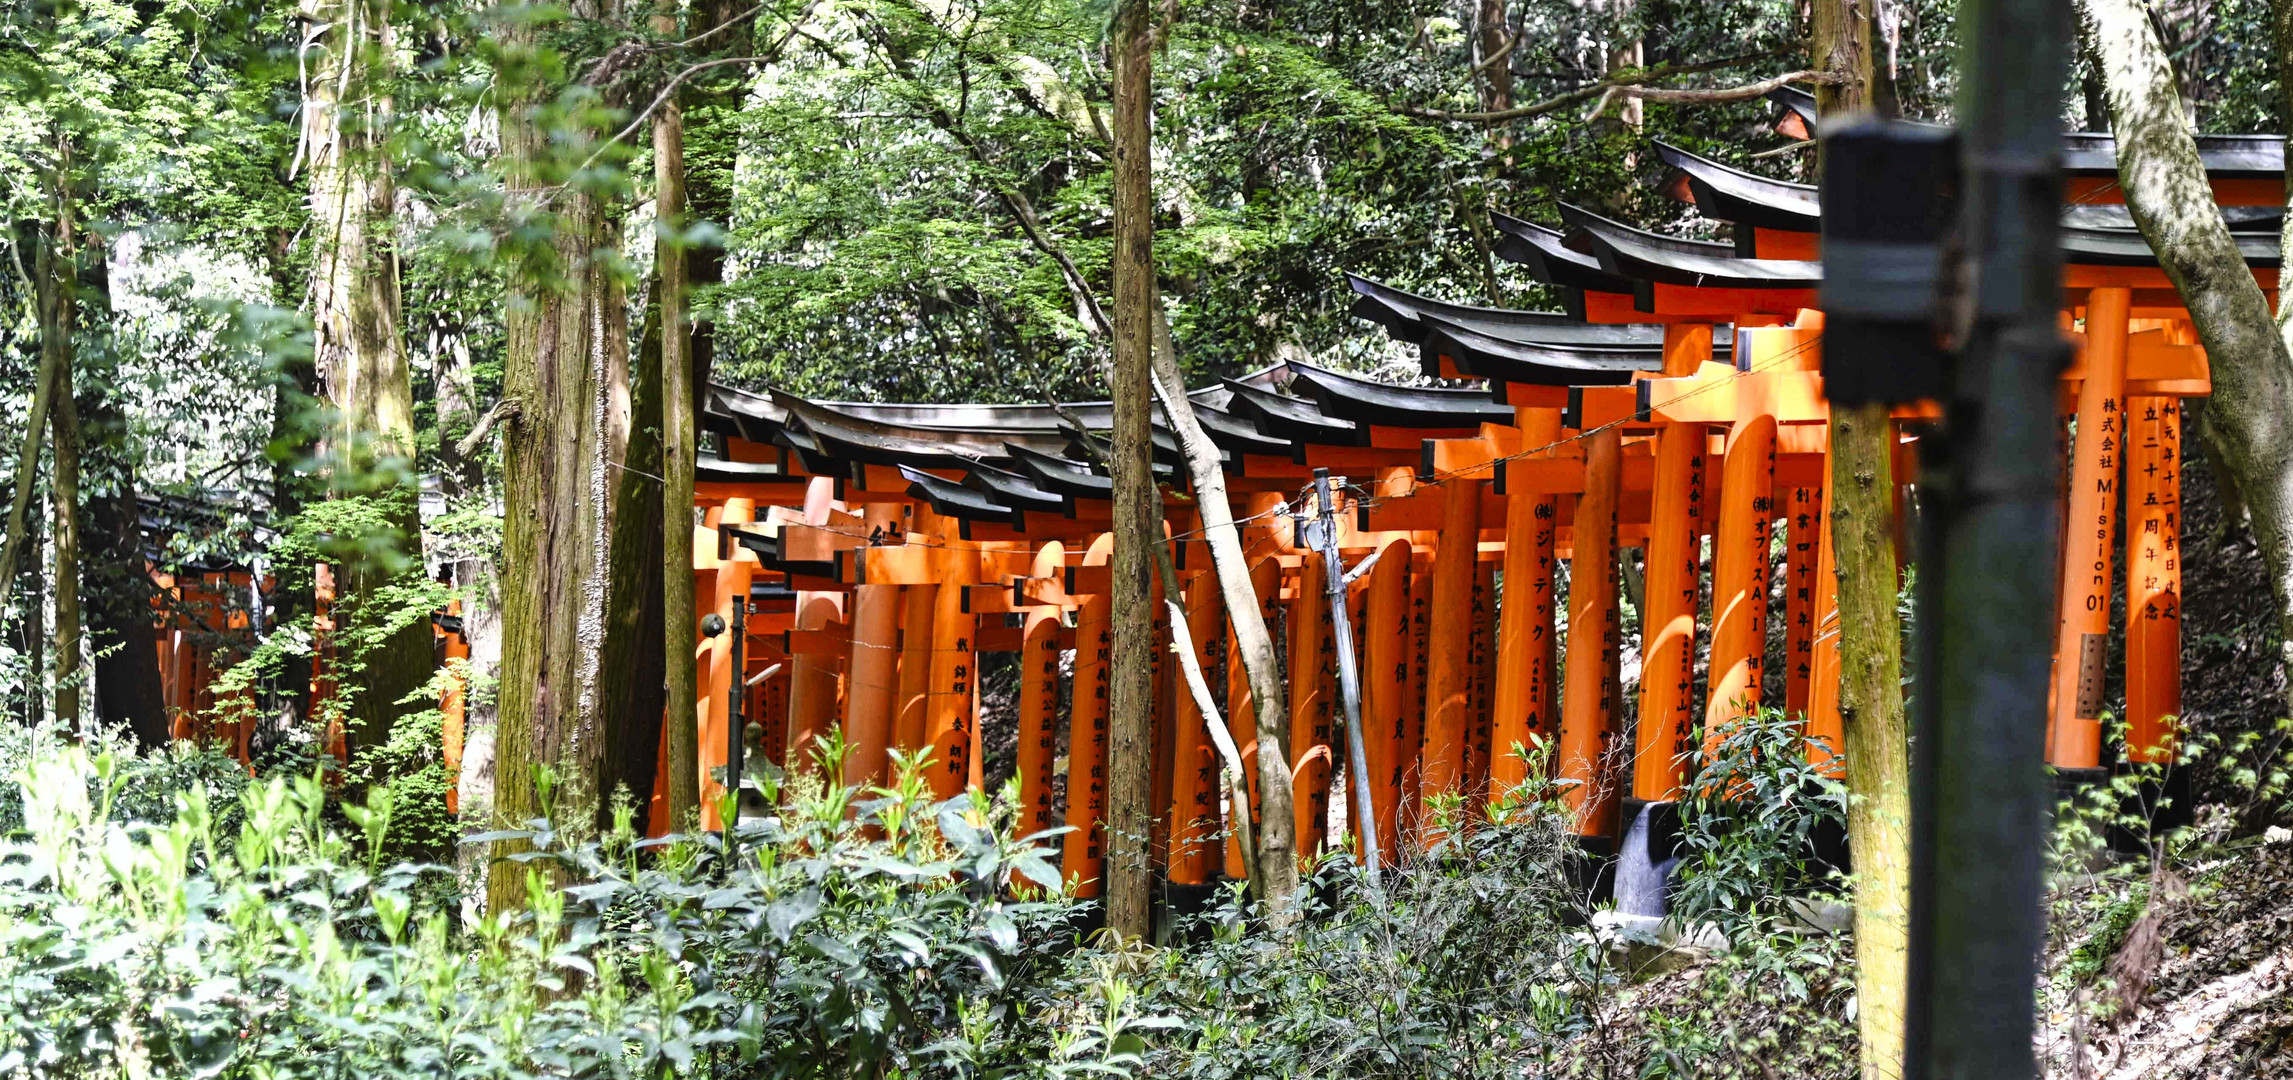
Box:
1393 53 1800 123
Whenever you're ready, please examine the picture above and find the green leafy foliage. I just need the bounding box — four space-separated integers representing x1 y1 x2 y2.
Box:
0 731 1154 1079
1671 707 1848 936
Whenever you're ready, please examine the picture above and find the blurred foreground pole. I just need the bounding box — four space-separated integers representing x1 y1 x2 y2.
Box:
1905 0 2069 1075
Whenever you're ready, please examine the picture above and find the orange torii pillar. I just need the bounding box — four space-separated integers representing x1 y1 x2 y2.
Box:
1014 541 1068 844
1558 427 1624 838
1223 556 1278 881
2126 389 2183 763
785 608 845 780
924 545 980 800
840 505 906 791
703 498 758 828
1784 483 1826 717
1288 547 1337 857
895 582 937 759
1707 413 1779 736
1464 560 1499 798
1491 408 1564 798
1169 570 1224 886
1061 534 1116 897
1403 558 1430 831
441 601 471 814
1632 324 1714 806
1363 537 1414 853
2049 286 2131 771
1418 477 1484 819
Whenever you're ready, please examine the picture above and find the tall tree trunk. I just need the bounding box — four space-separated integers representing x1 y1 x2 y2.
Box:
489 11 631 912
263 227 319 743
1105 0 1158 943
599 283 668 827
1811 6 1910 1079
36 205 83 729
74 238 170 748
0 223 60 603
656 21 701 829
301 0 430 765
2083 0 2293 725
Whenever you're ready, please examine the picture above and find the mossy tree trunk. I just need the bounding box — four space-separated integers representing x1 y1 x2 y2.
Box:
1105 0 1158 943
301 0 431 765
1811 5 1911 1077
488 5 631 913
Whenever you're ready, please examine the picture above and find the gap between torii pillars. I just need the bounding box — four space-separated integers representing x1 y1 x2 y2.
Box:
703 497 758 831
2048 285 2130 771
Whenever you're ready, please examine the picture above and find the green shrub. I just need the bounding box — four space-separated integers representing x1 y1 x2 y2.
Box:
0 732 1148 1078
1671 707 1849 937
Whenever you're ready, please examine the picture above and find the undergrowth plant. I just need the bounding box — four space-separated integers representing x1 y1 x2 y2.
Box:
0 727 1146 1079
1671 706 1849 938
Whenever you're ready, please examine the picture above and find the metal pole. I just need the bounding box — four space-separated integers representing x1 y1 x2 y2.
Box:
1309 468 1381 884
726 596 746 876
1906 0 2068 1073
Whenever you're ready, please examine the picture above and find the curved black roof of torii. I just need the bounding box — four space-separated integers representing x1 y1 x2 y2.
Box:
1765 87 2287 179
1655 141 2285 237
1345 276 1718 388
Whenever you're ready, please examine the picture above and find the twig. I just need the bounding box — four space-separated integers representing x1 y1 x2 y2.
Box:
1583 69 1840 122
1471 30 1518 77
453 397 521 460
1393 53 1791 123
1749 140 1817 159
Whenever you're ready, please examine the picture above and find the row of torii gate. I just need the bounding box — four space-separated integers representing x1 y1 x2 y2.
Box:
148 112 2274 897
658 121 2269 895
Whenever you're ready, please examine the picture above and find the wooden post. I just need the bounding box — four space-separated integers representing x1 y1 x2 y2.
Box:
1634 324 1712 802
1466 560 1500 800
1785 483 1825 717
1418 478 1483 819
1168 570 1224 885
1364 537 1413 859
924 556 980 799
1491 409 1563 798
2048 285 2129 770
1015 543 1067 839
1707 414 1778 737
1288 548 1336 858
1807 486 1845 767
704 498 756 829
1062 535 1116 897
895 583 936 757
843 570 900 790
2125 393 2182 762
1559 428 1624 837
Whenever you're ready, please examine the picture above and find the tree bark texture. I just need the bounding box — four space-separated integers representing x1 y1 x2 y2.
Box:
74 242 170 748
2084 0 2293 719
598 282 668 827
301 0 431 762
1105 0 1157 943
656 61 701 828
488 13 633 912
1812 5 1910 1078
38 211 83 729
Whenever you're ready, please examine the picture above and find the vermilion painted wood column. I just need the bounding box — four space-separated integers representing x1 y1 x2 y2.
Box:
894 584 937 758
1288 549 1336 857
1559 428 1623 836
704 497 757 828
1402 562 1430 836
1806 490 1844 769
924 552 979 799
1633 324 1714 805
2125 392 2183 763
1465 560 1499 800
1061 535 1115 898
840 504 908 787
2049 286 2131 770
1706 414 1778 738
1419 477 1484 816
1491 409 1564 797
1363 537 1413 853
1014 542 1067 842
1169 570 1225 886
1784 484 1825 718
